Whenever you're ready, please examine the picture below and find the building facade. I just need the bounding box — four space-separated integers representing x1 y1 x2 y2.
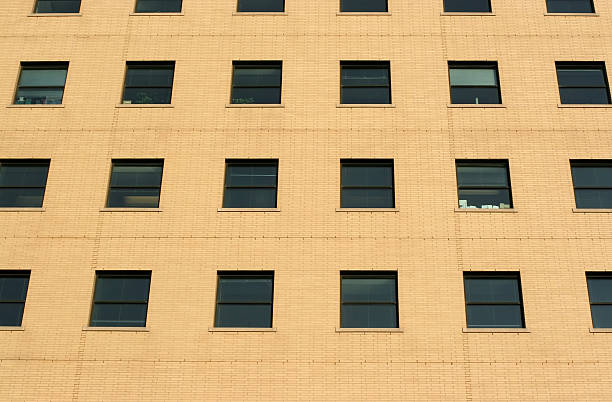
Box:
1 0 612 400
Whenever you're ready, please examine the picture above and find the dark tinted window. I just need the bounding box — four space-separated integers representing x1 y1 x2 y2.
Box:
340 0 387 12
90 272 151 327
456 160 512 209
0 271 30 327
0 160 50 208
135 0 182 12
122 62 175 104
34 0 81 13
215 272 274 328
556 63 610 104
571 161 612 209
14 62 68 105
587 273 612 328
444 0 491 12
449 62 501 104
106 160 163 208
341 272 398 328
464 273 525 328
341 160 394 208
223 160 278 208
237 0 284 12
547 0 594 13
231 62 282 104
341 62 391 104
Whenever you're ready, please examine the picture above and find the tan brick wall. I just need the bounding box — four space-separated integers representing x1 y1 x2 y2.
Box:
1 0 612 400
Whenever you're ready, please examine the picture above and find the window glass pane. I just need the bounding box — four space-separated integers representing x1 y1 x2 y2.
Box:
35 0 81 13
125 67 174 87
0 303 25 326
123 88 172 104
19 69 67 87
457 165 508 187
341 188 394 208
341 277 396 303
444 0 491 12
587 278 612 303
450 68 496 86
559 88 610 104
107 188 161 208
231 87 281 104
0 188 45 208
217 277 273 303
342 68 389 86
341 87 390 104
591 305 612 328
94 276 150 302
110 165 163 187
458 189 511 209
215 304 272 327
237 0 284 11
342 165 393 187
547 0 594 13
90 303 148 327
0 277 29 301
557 69 605 87
340 0 387 12
572 166 612 188
223 188 277 208
0 164 49 187
15 89 64 105
135 0 182 12
466 305 524 328
574 189 612 209
226 164 277 187
450 87 500 104
233 67 281 87
341 305 397 328
465 277 520 303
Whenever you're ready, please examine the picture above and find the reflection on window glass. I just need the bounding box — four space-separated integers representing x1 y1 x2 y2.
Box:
122 62 175 104
340 0 387 12
35 0 81 13
223 160 278 208
556 63 610 105
571 161 612 208
90 272 151 327
341 272 398 328
237 0 284 12
586 274 612 328
215 272 274 328
340 62 391 104
231 62 282 104
449 62 500 104
444 0 491 12
0 271 30 327
106 160 163 208
546 0 594 13
464 273 525 328
14 62 68 105
0 160 50 208
135 0 182 12
456 161 512 209
341 160 394 208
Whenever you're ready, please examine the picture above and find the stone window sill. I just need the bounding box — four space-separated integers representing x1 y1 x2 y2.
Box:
335 328 403 333
28 13 82 17
448 104 505 108
7 104 64 108
0 208 45 212
337 104 395 108
336 208 399 212
590 328 612 333
232 12 287 15
217 208 280 212
82 326 149 332
116 104 174 108
336 12 392 16
544 13 599 17
558 104 612 108
462 328 530 333
100 208 162 212
0 326 24 331
573 208 612 213
208 327 276 332
440 12 495 16
454 208 516 213
225 104 284 108
129 12 184 16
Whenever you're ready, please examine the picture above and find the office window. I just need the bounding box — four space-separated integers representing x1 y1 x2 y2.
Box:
0 160 50 208
556 62 610 105
135 0 182 12
571 161 612 209
456 160 512 209
449 62 501 104
0 271 30 327
14 62 68 105
122 62 175 104
444 0 491 12
237 0 284 12
106 160 163 208
90 271 151 327
223 160 278 208
340 61 391 104
215 272 274 328
231 62 282 104
464 272 525 328
586 273 612 328
341 160 394 208
340 272 398 328
34 0 81 13
546 0 594 13
340 0 387 12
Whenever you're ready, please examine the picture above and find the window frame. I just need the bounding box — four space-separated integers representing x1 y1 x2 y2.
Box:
340 271 399 328
586 272 612 328
214 271 275 328
0 159 50 208
463 272 526 329
556 62 611 105
230 61 283 105
121 61 175 105
89 270 152 328
14 62 69 105
134 0 183 13
443 0 492 13
455 159 513 209
33 0 81 14
340 159 395 208
546 0 595 13
222 159 279 208
0 270 30 327
105 159 164 209
340 61 391 105
570 160 612 209
448 61 501 104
